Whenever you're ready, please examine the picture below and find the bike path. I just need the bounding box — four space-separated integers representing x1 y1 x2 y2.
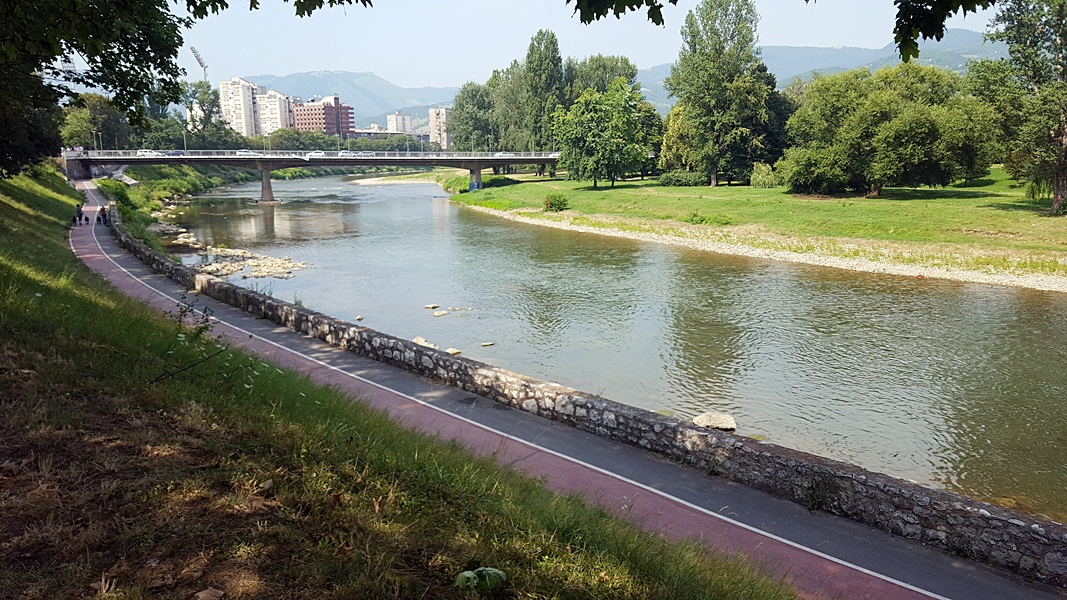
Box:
70 181 1061 600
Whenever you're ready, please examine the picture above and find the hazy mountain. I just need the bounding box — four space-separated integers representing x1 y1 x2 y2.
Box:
244 30 1005 123
637 29 1008 114
243 70 457 122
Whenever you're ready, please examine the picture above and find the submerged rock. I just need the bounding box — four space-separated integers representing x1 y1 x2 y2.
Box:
433 310 449 317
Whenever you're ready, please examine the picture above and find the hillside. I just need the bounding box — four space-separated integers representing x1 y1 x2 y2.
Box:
637 28 1007 114
244 29 1005 121
244 70 457 121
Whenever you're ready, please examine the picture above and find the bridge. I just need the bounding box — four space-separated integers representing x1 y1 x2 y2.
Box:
62 149 559 203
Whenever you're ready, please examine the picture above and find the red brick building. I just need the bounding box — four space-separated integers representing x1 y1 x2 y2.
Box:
292 95 355 138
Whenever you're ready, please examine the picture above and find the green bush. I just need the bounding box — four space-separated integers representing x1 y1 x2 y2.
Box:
543 193 569 212
750 162 784 188
659 170 709 187
682 211 732 226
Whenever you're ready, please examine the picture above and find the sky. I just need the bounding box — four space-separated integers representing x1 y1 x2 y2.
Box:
175 0 996 89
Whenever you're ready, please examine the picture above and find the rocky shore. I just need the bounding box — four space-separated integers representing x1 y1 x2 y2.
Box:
461 205 1067 294
171 233 307 279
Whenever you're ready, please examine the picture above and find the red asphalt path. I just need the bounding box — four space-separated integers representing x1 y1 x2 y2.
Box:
68 181 1020 600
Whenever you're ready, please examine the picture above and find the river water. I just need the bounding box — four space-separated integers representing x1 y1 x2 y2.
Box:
169 175 1067 520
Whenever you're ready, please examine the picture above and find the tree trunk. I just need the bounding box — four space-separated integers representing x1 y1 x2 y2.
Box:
1052 164 1067 216
709 171 717 187
592 178 598 189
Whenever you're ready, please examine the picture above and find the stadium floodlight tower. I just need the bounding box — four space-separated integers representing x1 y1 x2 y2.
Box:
190 47 208 81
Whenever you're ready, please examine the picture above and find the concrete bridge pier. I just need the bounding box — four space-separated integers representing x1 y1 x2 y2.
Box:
260 168 277 204
469 167 483 191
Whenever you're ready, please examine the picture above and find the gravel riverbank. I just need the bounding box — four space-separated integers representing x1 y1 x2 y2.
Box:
462 205 1067 294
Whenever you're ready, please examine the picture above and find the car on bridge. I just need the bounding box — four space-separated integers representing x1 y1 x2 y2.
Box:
338 150 375 157
307 151 326 158
235 149 262 157
164 150 184 156
136 149 163 157
493 152 516 157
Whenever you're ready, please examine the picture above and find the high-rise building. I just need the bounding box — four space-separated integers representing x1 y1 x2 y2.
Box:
427 107 452 149
256 89 294 136
218 77 263 137
386 111 413 134
293 95 356 138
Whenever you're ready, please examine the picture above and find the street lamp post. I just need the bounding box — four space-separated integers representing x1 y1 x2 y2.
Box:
91 131 98 151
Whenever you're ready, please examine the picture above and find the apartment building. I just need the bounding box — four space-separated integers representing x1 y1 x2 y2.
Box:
427 107 452 149
293 95 356 138
256 89 294 135
386 110 413 134
218 77 263 137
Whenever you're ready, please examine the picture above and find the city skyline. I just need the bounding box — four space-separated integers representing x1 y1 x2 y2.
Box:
175 0 995 89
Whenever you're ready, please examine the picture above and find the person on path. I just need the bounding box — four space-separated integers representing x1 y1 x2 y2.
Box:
74 204 83 226
100 206 108 225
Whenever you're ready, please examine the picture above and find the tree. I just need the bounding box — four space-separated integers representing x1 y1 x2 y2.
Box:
634 99 665 177
658 102 701 174
986 0 1067 211
964 59 1029 153
60 94 133 151
488 62 532 152
663 0 764 186
563 54 639 104
0 74 62 177
449 82 495 152
779 63 999 195
525 30 565 151
553 78 647 188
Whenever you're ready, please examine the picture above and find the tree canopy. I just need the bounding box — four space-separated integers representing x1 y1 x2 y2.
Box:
662 0 768 186
553 77 649 187
779 63 999 195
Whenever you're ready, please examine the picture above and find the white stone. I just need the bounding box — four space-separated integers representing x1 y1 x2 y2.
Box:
412 336 439 350
693 412 737 430
445 348 462 355
481 342 495 347
424 304 439 309
433 310 449 317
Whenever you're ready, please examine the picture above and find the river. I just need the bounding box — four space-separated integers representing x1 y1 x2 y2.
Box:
168 175 1067 521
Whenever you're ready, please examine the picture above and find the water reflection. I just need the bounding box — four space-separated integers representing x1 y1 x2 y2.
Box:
171 176 1067 520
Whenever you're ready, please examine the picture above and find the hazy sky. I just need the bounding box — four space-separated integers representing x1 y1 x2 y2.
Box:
176 0 995 89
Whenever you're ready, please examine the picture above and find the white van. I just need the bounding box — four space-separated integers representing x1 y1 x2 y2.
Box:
136 149 163 157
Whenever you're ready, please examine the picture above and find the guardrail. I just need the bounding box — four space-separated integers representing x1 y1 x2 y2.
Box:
63 150 560 160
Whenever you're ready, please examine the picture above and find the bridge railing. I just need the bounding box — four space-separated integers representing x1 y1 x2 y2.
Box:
67 150 560 160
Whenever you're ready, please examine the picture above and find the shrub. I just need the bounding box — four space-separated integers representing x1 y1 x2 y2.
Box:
682 211 732 226
750 162 784 188
543 193 569 212
659 170 709 187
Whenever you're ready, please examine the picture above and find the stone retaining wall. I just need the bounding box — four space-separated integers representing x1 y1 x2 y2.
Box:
110 217 1067 588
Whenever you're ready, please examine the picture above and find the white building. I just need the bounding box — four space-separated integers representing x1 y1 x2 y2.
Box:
427 107 452 149
256 89 294 135
219 77 263 137
386 110 413 134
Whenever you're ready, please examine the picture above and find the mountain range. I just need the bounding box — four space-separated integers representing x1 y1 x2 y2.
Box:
244 29 1007 124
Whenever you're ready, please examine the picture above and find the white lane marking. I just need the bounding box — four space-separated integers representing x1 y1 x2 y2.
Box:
77 182 950 600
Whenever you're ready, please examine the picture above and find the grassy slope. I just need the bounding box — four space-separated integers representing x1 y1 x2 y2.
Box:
0 166 798 599
448 168 1067 277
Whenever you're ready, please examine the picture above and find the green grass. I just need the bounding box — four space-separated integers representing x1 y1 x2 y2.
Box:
446 168 1067 278
0 164 799 598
